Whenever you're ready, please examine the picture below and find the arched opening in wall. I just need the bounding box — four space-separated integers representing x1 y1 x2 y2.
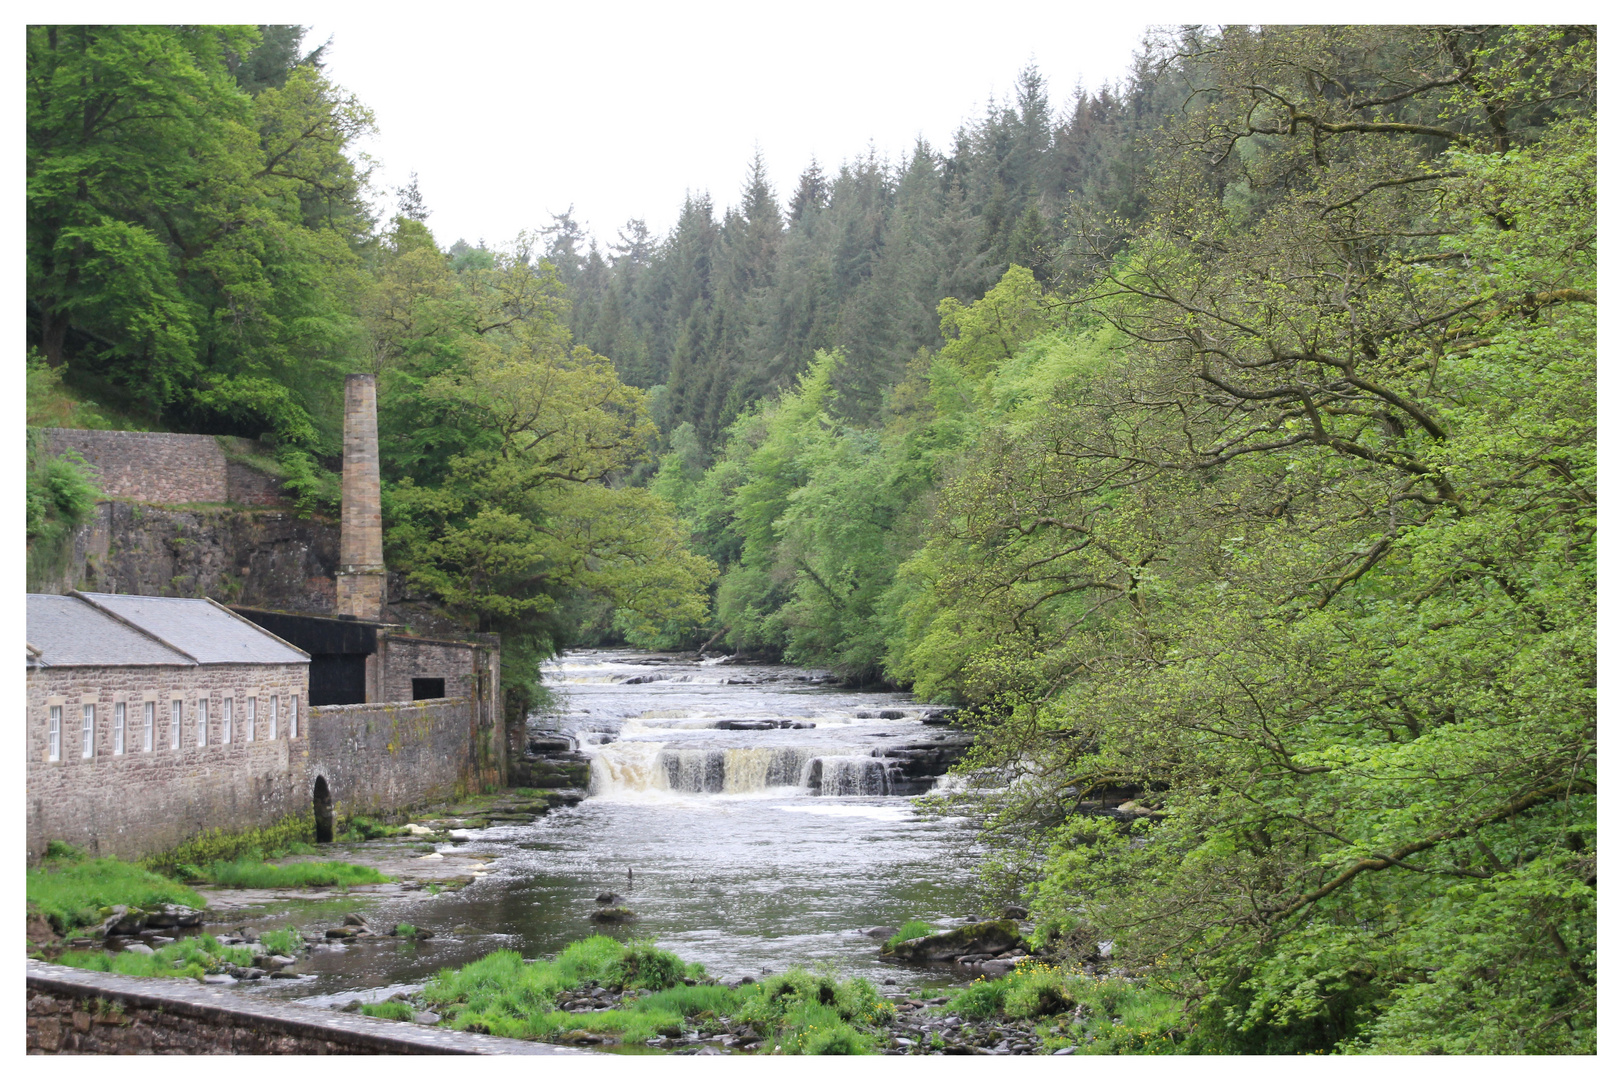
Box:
313 776 334 843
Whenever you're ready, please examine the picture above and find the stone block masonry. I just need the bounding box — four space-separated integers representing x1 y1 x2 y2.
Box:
306 698 494 818
335 373 386 621
40 428 288 506
26 661 311 863
26 961 582 1054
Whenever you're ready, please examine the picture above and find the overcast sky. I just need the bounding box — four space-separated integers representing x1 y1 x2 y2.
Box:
302 3 1156 250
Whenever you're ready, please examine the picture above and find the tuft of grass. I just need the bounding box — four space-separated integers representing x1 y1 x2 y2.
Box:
733 968 893 1055
259 928 302 954
27 853 204 935
361 1000 416 1021
885 919 935 950
188 858 390 889
944 960 1188 1054
54 933 253 981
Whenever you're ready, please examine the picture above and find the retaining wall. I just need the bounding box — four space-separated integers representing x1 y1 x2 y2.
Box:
306 698 485 817
25 960 579 1054
40 428 289 506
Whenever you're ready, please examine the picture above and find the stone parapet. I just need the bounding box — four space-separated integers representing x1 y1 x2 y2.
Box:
25 960 582 1054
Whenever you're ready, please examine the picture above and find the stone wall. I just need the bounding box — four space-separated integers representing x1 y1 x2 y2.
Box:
26 662 312 863
305 698 487 818
40 428 289 506
379 636 477 703
26 960 576 1055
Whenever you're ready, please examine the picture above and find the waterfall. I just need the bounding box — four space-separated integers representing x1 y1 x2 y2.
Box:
806 755 893 796
588 740 669 794
588 742 895 797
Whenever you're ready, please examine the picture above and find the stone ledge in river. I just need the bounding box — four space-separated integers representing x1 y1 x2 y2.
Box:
713 719 815 730
881 920 1023 963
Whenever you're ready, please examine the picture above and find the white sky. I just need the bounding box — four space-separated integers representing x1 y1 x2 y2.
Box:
301 3 1155 250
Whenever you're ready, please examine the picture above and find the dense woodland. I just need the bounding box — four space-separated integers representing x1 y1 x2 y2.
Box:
27 25 1595 1053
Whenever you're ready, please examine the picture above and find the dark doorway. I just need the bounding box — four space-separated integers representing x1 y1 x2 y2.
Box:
313 776 334 843
411 678 446 700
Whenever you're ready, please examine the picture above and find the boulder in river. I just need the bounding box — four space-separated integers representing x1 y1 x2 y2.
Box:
590 906 636 923
596 891 627 905
881 919 1023 963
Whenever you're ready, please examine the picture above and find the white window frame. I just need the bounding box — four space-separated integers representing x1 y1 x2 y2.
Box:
269 695 278 739
48 706 61 762
290 695 299 739
143 701 154 752
113 702 126 755
171 699 182 749
245 696 256 742
81 704 95 759
222 696 233 744
197 698 208 747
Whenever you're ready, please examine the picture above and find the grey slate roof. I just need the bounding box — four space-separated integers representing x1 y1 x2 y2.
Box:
26 593 308 668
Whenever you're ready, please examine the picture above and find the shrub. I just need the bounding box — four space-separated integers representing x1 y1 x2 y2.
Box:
1004 964 1076 1018
142 815 315 876
260 928 301 954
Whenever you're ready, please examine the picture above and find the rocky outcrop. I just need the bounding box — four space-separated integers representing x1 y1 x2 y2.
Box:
882 920 1024 964
879 731 976 796
509 734 591 790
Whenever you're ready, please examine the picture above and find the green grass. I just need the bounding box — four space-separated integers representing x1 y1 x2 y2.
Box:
361 1000 417 1021
944 960 1188 1054
260 928 302 954
885 919 935 950
340 816 410 841
188 858 390 889
27 851 204 935
414 938 894 1053
53 934 254 981
732 969 893 1055
395 923 419 938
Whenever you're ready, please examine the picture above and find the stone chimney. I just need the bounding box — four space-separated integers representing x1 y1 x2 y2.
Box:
334 373 386 621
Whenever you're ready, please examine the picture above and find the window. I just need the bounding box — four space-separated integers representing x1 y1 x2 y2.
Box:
197 699 208 747
289 695 298 739
143 702 154 752
171 700 182 749
223 697 234 744
82 705 94 758
246 696 256 742
48 706 61 762
412 677 446 700
269 695 278 739
114 702 126 755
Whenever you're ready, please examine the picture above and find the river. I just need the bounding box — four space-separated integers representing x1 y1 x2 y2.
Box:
236 649 984 1005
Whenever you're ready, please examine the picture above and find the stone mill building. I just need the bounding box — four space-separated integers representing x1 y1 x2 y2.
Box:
25 374 505 863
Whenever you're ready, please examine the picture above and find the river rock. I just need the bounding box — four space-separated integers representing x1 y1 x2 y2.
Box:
595 892 627 905
1002 905 1028 920
145 903 204 929
590 906 636 923
343 913 370 928
882 919 1023 963
123 942 155 955
861 926 901 939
